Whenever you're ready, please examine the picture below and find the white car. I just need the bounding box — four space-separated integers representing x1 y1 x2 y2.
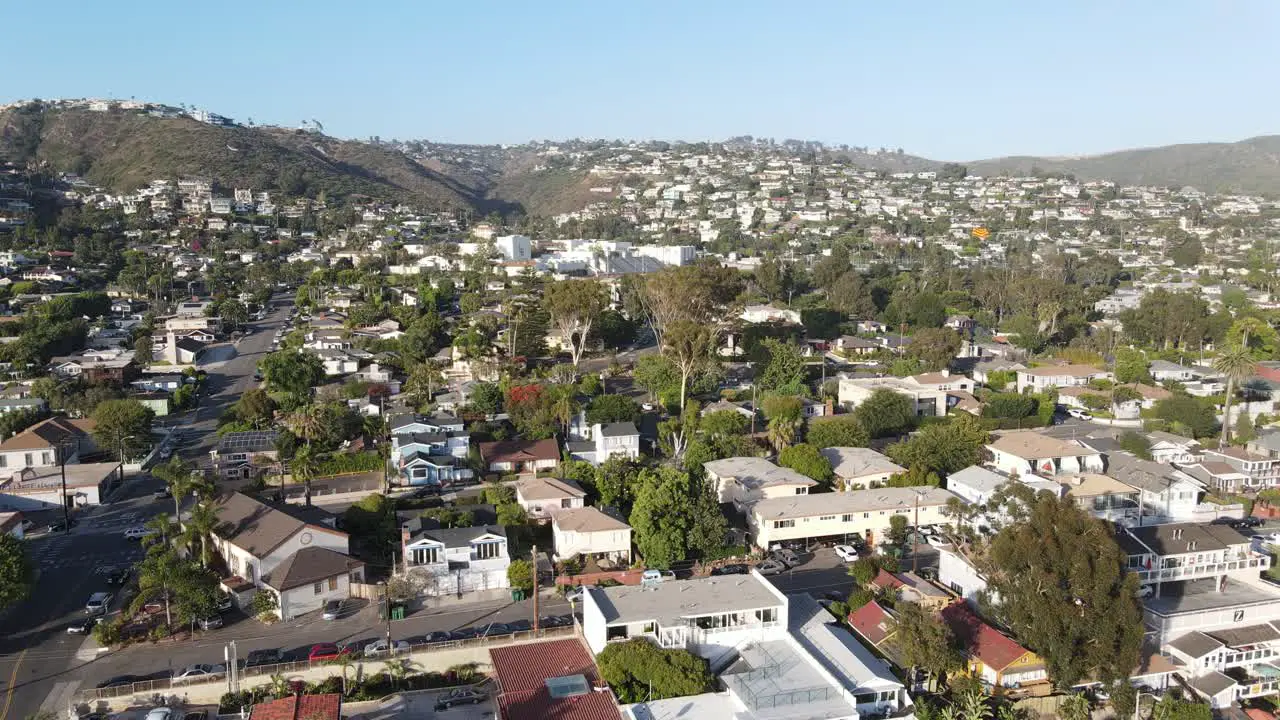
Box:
362 639 409 658
123 526 157 540
1137 585 1154 598
1067 408 1093 421
145 709 173 720
564 589 583 603
172 664 226 682
926 535 950 549
834 545 859 562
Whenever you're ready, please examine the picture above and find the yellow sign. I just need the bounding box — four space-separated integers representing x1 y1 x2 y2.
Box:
971 227 990 239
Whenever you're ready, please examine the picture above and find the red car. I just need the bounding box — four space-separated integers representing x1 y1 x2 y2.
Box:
307 643 351 663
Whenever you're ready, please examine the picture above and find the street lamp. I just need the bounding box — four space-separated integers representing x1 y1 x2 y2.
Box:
57 437 80 533
118 434 138 482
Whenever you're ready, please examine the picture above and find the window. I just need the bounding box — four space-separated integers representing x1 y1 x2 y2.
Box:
561 498 573 509
0 456 6 468
863 513 870 518
23 453 32 467
475 541 503 560
774 519 795 529
842 514 853 523
794 487 807 495
755 608 777 623
313 582 323 595
411 547 440 565
328 577 337 591
819 515 835 522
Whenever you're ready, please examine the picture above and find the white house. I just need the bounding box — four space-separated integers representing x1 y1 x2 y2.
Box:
400 520 510 597
749 486 958 550
567 422 641 466
703 457 816 512
211 492 362 621
740 304 801 325
945 465 1012 506
513 476 586 522
985 431 1105 478
819 447 905 490
1014 364 1111 393
838 371 974 417
552 506 632 564
494 234 532 262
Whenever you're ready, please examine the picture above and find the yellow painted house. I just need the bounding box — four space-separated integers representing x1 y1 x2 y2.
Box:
943 602 1050 690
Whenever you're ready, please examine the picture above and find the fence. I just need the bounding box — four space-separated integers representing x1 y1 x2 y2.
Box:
555 569 645 587
76 625 576 704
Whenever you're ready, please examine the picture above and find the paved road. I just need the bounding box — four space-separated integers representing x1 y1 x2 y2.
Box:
766 544 940 600
0 298 295 720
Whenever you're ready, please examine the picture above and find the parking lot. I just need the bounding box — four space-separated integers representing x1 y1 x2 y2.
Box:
762 543 941 599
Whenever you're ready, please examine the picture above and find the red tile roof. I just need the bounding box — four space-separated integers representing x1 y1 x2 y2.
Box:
941 602 1033 672
870 569 904 590
847 600 895 645
248 694 341 720
492 638 621 720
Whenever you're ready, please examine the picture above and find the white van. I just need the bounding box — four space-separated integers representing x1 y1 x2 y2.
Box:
85 592 113 615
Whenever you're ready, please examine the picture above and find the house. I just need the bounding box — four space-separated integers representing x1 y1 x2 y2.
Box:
935 547 990 606
972 360 1027 386
567 422 640 466
740 304 801 325
1147 431 1203 465
835 335 881 356
48 354 137 384
985 431 1105 477
398 452 474 487
1199 446 1280 491
316 349 360 376
211 492 360 620
1104 452 1204 523
749 486 958 550
0 462 121 511
1014 364 1111 393
399 520 510 597
514 476 586 521
945 465 1011 506
703 457 816 512
552 507 632 564
0 398 46 415
0 416 96 470
492 639 623 720
1119 522 1267 595
389 413 471 486
248 694 341 720
848 600 897 650
1057 473 1140 523
1150 360 1196 383
838 371 974 417
131 374 184 393
942 602 1049 690
212 430 279 480
479 438 560 475
819 447 905 490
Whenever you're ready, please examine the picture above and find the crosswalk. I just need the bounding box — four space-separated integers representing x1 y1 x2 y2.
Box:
83 511 144 532
29 536 143 571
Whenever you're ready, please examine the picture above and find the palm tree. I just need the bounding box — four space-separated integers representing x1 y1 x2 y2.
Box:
958 689 992 720
290 443 320 501
144 514 179 552
287 404 331 444
767 416 801 452
549 386 579 438
383 658 418 689
327 653 357 696
1214 345 1256 445
183 501 219 569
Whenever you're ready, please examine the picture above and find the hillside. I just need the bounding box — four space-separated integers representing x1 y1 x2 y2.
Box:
967 135 1280 194
0 105 501 210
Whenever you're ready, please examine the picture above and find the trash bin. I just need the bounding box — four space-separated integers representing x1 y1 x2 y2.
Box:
390 604 405 621
511 589 525 602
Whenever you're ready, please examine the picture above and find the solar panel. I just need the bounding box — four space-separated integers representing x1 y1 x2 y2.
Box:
217 430 278 452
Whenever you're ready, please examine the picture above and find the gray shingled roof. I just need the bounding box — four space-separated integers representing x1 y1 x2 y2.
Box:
260 547 363 592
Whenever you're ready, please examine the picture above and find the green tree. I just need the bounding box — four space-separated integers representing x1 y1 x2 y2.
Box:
1113 349 1151 384
906 328 962 371
806 415 870 448
633 354 680 401
854 389 916 438
984 369 1016 391
506 559 534 594
757 339 806 394
543 278 608 368
777 443 834 489
585 395 640 426
233 388 277 428
497 502 528 526
1215 345 1256 445
596 456 642 512
468 382 503 416
596 639 714 704
134 335 154 365
981 393 1037 420
259 349 324 403
892 601 962 692
1057 694 1091 720
1153 395 1219 438
91 398 155 459
220 300 249 331
828 271 877 318
0 534 34 610
982 491 1144 688
630 467 693 568
886 414 989 476
1118 431 1153 460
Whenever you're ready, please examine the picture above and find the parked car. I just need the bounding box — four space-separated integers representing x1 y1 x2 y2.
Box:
710 563 748 576
834 545 859 562
450 627 480 640
417 631 453 644
85 592 113 615
539 615 574 628
771 548 801 568
507 619 532 633
754 559 786 576
641 569 664 584
322 599 344 620
171 664 226 683
307 643 351 662
216 593 234 612
244 649 285 667
104 568 131 586
145 709 173 720
123 526 156 541
1137 585 1154 598
1067 408 1093 421
198 615 223 630
67 617 97 634
154 489 172 500
362 639 410 658
1241 517 1265 528
926 535 950 549
434 687 488 711
96 675 143 689
476 623 513 638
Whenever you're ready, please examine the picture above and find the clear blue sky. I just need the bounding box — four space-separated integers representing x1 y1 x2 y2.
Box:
7 1 1278 160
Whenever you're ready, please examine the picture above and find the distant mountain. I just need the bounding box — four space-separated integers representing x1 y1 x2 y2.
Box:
0 105 508 211
967 135 1280 195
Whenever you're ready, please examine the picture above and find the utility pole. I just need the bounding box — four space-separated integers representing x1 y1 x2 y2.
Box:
59 440 71 533
750 383 757 435
383 581 393 648
532 544 540 632
912 493 920 574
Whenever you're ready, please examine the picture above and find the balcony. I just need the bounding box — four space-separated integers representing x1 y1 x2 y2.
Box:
1133 554 1270 584
1222 648 1280 670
